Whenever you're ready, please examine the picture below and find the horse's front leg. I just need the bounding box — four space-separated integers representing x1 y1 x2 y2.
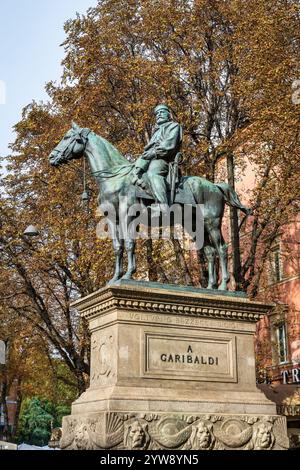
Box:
108 238 124 285
119 204 137 281
122 239 136 280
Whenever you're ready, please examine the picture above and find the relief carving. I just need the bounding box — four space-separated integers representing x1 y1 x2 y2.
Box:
90 413 124 449
245 421 275 450
60 413 288 451
184 419 223 450
91 333 115 383
216 418 252 448
150 417 192 449
60 418 95 450
124 420 150 450
272 416 290 449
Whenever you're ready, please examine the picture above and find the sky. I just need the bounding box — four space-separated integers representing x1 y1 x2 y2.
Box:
0 0 97 168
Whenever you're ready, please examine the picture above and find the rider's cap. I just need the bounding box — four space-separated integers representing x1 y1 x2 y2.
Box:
154 104 171 115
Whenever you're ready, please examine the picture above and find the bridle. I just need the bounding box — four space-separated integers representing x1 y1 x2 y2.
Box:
53 127 91 164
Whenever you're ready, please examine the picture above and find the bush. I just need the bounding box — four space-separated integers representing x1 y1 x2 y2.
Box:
17 397 71 446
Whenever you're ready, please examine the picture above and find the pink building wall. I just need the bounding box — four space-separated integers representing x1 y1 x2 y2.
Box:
216 156 300 382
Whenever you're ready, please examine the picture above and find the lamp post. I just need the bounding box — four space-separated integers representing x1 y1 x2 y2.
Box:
0 226 40 442
23 225 40 237
0 341 5 366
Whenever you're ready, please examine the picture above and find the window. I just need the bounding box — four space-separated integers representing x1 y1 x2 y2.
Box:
269 245 283 284
277 324 288 364
274 248 282 282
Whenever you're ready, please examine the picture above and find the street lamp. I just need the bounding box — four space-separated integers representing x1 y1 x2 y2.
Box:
81 190 91 203
23 225 40 237
0 340 5 365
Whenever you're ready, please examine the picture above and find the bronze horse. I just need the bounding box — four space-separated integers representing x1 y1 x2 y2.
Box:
49 123 250 290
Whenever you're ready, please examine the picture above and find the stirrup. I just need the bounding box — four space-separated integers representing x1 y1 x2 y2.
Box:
139 179 147 189
132 175 138 185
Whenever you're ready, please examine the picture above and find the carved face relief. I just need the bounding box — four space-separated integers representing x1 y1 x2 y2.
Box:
191 421 215 450
73 424 93 450
253 423 274 450
125 421 149 450
49 427 62 444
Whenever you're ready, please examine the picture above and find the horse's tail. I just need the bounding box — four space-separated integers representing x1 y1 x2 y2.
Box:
216 183 252 215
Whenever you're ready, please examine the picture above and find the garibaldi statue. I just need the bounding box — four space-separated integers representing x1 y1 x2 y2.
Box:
132 104 183 205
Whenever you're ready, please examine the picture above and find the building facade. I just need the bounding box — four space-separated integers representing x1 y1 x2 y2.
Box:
224 160 300 447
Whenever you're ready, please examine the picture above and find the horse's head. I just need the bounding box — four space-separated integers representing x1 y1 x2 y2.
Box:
49 122 90 167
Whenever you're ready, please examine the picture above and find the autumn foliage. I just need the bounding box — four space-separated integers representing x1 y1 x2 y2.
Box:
1 1 300 425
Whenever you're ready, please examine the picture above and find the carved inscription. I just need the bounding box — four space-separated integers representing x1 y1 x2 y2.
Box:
128 312 252 332
144 333 237 382
160 344 219 366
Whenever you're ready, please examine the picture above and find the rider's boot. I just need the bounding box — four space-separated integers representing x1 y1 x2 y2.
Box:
132 168 147 189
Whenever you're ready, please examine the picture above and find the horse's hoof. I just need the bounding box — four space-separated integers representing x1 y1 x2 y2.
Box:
121 273 134 281
107 275 122 286
218 283 228 291
207 284 218 290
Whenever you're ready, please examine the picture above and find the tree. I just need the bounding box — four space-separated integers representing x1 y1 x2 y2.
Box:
1 0 300 395
0 187 92 394
20 0 300 290
0 303 77 441
0 308 34 442
17 398 55 446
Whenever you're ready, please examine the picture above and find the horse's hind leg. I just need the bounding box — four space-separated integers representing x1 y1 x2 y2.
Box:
108 238 124 285
207 218 229 291
218 241 229 290
204 244 217 289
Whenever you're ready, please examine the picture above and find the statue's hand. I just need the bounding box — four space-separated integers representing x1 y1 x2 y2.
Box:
142 149 156 160
134 167 143 178
132 167 144 185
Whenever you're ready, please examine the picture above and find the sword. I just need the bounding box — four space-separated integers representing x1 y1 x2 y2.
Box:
170 152 182 204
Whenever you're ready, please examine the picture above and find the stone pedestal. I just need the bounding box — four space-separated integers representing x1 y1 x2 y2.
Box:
61 281 289 450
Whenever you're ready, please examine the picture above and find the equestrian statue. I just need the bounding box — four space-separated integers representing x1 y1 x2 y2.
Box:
49 105 251 290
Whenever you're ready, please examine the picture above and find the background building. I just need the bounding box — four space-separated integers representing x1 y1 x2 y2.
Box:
221 159 300 447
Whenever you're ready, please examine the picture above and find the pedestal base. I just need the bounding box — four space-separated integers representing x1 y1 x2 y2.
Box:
61 411 288 450
61 281 289 450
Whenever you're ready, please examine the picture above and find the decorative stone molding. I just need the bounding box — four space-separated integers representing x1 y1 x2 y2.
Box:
71 282 273 323
60 413 288 451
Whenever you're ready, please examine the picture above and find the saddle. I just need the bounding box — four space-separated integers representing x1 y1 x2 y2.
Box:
135 182 196 206
135 153 196 206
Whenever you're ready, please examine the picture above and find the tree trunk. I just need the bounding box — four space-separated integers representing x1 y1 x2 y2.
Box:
145 239 158 282
227 153 242 290
171 237 193 285
197 249 208 288
0 341 10 441
12 379 22 442
74 369 87 396
0 376 9 441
